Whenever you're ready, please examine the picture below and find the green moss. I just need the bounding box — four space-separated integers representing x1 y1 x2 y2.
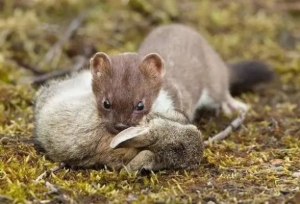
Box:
0 0 300 203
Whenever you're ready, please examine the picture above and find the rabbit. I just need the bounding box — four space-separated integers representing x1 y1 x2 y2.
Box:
33 71 203 171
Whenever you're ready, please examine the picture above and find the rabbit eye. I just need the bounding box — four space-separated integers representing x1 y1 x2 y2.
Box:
135 101 144 111
103 99 111 109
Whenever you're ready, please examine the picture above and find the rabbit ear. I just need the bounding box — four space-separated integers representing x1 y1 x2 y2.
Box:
110 126 156 149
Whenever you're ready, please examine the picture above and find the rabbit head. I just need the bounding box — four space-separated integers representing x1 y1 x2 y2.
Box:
110 114 203 171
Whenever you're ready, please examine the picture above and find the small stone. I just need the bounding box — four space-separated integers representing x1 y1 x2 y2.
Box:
126 193 138 202
270 159 283 166
270 166 283 171
292 171 300 178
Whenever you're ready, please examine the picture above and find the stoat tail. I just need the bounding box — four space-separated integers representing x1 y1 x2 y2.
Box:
228 61 274 96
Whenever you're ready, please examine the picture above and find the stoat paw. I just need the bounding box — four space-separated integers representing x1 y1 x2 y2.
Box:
222 96 248 115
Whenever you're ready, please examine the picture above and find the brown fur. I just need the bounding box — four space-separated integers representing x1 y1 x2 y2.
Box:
90 53 164 133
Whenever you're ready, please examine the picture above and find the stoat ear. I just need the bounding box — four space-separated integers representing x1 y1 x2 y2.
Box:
90 52 112 77
140 53 165 79
110 127 156 149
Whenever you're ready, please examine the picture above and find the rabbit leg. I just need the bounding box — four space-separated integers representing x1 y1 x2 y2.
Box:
125 150 155 171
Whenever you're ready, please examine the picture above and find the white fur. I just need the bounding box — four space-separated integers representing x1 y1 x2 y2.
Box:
122 52 136 55
151 89 174 113
196 88 219 109
44 71 93 112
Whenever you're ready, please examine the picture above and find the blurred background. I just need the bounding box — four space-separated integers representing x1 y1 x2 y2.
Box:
0 0 299 134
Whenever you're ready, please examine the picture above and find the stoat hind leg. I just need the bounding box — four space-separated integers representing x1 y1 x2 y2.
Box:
193 88 222 121
194 89 248 121
204 93 248 145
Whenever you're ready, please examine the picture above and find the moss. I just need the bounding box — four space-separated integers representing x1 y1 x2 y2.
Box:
0 0 300 203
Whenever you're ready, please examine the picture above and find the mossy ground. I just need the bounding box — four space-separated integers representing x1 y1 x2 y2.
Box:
0 0 300 203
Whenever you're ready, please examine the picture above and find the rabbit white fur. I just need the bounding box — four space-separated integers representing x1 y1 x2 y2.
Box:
33 71 203 171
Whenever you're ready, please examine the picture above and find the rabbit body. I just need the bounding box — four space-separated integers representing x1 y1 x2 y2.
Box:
33 71 203 171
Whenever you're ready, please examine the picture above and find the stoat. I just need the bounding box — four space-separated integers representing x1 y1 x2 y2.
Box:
89 24 273 133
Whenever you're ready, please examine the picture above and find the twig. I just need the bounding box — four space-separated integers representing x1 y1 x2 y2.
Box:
45 181 59 194
204 111 247 147
40 11 86 66
0 136 19 145
35 164 73 203
13 59 46 75
34 163 66 183
250 0 300 11
21 56 87 85
0 195 13 203
275 2 300 11
0 135 33 145
33 69 72 84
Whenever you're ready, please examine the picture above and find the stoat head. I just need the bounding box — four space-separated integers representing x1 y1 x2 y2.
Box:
90 52 165 134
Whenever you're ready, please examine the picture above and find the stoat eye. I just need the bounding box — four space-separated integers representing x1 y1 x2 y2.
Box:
103 99 111 109
135 101 144 111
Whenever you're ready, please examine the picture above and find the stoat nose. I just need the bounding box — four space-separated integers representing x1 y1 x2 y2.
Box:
114 124 129 132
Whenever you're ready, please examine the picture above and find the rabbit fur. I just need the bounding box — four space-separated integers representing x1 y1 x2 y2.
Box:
33 71 203 171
